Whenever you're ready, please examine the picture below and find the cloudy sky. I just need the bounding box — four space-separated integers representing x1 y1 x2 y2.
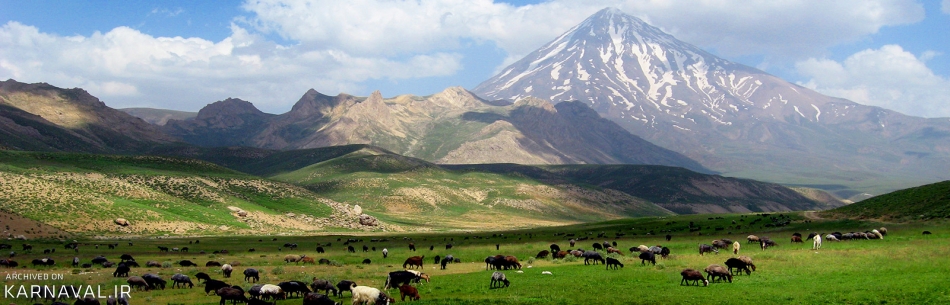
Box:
1 0 948 117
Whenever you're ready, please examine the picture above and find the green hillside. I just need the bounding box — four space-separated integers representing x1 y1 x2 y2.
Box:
269 148 673 230
821 180 950 220
0 151 352 236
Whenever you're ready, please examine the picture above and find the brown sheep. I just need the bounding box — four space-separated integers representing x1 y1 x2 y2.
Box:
606 247 625 256
680 269 708 286
704 264 733 283
747 235 760 244
127 276 150 291
300 257 315 264
791 236 803 243
403 256 424 269
399 284 421 301
553 250 569 259
536 250 550 258
738 256 756 271
504 255 522 270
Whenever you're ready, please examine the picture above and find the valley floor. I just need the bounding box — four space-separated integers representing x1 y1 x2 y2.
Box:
1 212 948 304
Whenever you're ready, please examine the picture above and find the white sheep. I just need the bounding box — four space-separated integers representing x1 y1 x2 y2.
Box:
732 241 740 255
813 234 822 250
637 245 650 253
824 234 838 241
871 229 883 240
351 285 388 305
260 284 285 300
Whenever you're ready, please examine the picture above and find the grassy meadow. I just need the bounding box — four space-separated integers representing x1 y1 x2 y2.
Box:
2 212 948 304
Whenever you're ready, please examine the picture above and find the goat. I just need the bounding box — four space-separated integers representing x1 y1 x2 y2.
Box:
582 251 605 265
243 268 260 283
704 264 733 283
738 256 756 271
813 234 822 250
310 278 339 297
399 284 420 301
639 251 656 265
724 258 752 275
171 273 194 288
402 256 424 269
127 276 150 291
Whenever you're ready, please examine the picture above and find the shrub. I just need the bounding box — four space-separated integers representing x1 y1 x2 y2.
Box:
162 262 172 268
526 257 535 264
562 255 577 263
270 266 284 275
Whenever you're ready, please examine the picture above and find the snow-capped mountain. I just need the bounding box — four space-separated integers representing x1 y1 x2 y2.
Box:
474 8 950 199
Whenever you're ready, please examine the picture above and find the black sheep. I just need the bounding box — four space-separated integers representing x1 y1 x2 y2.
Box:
127 276 150 291
605 257 624 270
336 280 356 298
178 260 197 267
725 258 752 275
216 287 247 305
582 251 605 265
310 278 339 297
112 265 130 277
142 273 166 290
243 268 259 283
204 279 229 295
639 251 656 265
303 292 336 305
278 281 311 298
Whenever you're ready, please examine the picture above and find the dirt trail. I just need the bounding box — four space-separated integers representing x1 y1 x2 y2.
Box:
804 211 823 220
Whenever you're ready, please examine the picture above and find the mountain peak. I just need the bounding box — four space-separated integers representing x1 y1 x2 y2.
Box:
196 98 263 120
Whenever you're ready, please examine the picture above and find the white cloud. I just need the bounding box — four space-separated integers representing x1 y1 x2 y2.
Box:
240 0 924 65
796 45 950 118
0 1 929 113
0 21 462 113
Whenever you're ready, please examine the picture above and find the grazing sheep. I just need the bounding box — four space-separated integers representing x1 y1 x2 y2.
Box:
142 273 167 290
178 260 197 267
243 268 259 283
592 243 603 251
310 278 339 297
698 244 718 256
316 247 325 253
351 285 388 305
303 292 337 305
732 241 741 255
127 276 150 291
761 239 778 250
813 234 822 250
112 264 130 277
879 227 888 236
120 254 134 262
336 280 356 298
582 251 605 265
92 256 108 265
923 231 932 235
73 296 102 305
402 256 424 269
399 284 420 301
824 234 839 241
301 257 316 264
536 250 550 258
382 248 388 259
872 229 884 239
384 271 429 289
319 258 331 265
278 281 311 298
217 286 247 305
146 260 161 268
638 251 656 265
738 256 756 272
195 272 211 283
712 240 729 250
260 284 286 301
747 235 760 244
680 269 708 286
660 247 671 259
704 264 733 283
791 236 803 243
221 264 233 278
724 258 752 276
606 257 624 270
666 234 672 241
504 255 522 270
606 247 625 256
490 271 510 288
408 243 416 251
284 254 304 264
637 245 650 253
171 273 194 288
204 279 230 295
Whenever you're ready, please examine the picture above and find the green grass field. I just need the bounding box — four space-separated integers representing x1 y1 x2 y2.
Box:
2 212 948 304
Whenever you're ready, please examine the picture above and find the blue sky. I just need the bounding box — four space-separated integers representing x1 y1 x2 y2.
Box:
1 0 948 117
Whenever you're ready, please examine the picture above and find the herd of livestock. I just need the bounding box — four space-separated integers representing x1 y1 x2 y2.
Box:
0 224 895 304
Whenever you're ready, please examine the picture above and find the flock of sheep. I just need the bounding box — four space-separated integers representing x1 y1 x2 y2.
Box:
2 224 896 304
